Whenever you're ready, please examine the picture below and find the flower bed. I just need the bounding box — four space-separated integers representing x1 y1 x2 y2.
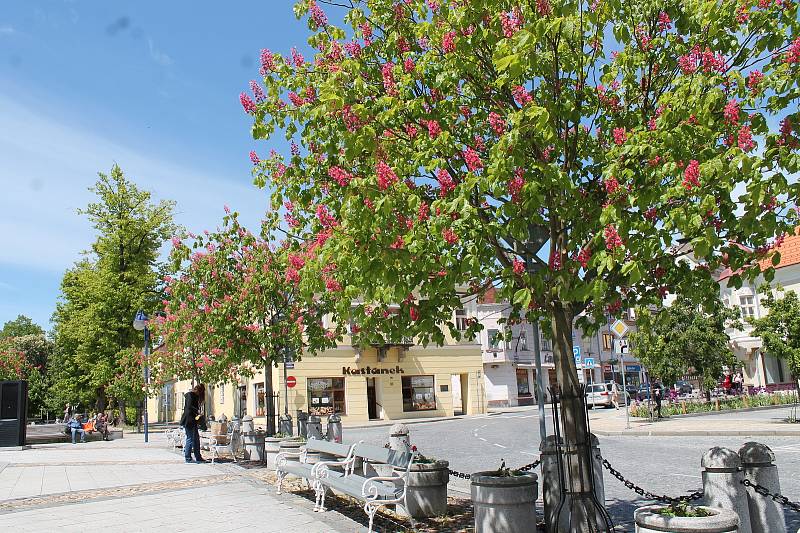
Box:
630 391 798 418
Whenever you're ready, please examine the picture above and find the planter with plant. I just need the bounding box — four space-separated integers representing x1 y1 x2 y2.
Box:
470 461 538 533
393 446 449 518
634 503 739 533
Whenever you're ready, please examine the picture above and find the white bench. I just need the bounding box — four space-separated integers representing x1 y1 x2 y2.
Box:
276 439 416 532
208 425 241 464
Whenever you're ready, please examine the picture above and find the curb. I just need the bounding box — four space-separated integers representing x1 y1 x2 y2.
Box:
594 428 800 437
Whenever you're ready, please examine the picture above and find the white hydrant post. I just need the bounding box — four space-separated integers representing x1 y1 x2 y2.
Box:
702 447 753 533
738 442 786 533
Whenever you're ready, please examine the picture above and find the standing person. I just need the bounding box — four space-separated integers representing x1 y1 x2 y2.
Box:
610 382 620 410
180 384 206 464
653 383 663 419
733 371 743 394
62 403 71 424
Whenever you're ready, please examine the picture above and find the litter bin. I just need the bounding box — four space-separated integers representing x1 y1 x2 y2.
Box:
242 430 265 462
327 413 342 443
278 414 293 436
297 410 308 438
307 415 323 440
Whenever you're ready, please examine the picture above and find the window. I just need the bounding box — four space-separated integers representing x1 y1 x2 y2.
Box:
540 333 552 352
518 331 528 352
487 329 501 350
602 333 613 350
402 376 436 411
455 309 469 331
516 369 531 396
739 295 756 318
308 377 346 416
254 383 266 417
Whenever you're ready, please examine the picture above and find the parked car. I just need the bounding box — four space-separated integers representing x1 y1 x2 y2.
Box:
625 384 639 398
674 380 693 395
586 383 630 408
637 383 663 401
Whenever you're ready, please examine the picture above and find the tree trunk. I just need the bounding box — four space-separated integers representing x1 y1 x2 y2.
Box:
551 303 609 532
118 399 128 425
264 359 276 435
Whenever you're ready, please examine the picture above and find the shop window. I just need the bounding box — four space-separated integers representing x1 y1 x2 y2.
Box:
739 295 756 318
308 377 346 416
516 369 531 396
402 376 436 411
487 329 501 350
455 309 469 331
254 383 265 417
602 333 613 350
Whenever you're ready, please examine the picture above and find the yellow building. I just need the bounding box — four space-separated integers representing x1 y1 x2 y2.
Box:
150 340 486 426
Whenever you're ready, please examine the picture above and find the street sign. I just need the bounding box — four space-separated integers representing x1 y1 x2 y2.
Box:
286 376 297 388
614 339 629 354
574 355 581 366
285 362 295 370
584 357 595 368
611 319 629 338
573 346 581 358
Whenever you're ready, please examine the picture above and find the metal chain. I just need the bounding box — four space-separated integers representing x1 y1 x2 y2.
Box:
741 479 800 513
598 455 704 505
447 458 541 480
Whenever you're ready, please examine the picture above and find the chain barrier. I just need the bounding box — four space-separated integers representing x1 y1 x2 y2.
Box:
447 458 541 480
598 455 704 505
741 479 800 513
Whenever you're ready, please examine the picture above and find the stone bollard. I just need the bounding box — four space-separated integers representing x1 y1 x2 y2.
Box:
702 447 752 533
240 415 254 434
389 423 411 452
540 434 605 533
278 414 293 436
296 411 308 438
326 413 342 443
738 442 786 533
307 415 323 440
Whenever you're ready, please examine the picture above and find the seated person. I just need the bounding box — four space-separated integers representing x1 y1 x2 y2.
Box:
95 412 110 441
68 415 87 444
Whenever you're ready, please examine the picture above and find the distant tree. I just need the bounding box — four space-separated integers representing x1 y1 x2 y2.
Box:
0 335 51 416
0 315 44 339
630 297 740 391
750 284 800 381
51 165 176 421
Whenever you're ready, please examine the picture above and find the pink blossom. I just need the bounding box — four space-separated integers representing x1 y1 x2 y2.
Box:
288 92 305 107
723 99 740 125
436 168 456 196
576 247 592 268
442 228 459 245
747 70 764 94
403 57 415 73
249 151 260 164
381 62 397 96
259 49 275 75
288 253 305 270
785 38 800 64
344 41 362 58
604 176 620 195
442 31 456 53
513 258 525 275
536 0 552 16
316 205 338 228
500 11 521 38
604 225 623 250
737 125 755 151
328 166 353 186
427 120 442 138
376 160 399 190
285 268 300 283
512 85 532 106
240 92 256 114
463 147 483 172
171 237 181 247
405 123 419 138
508 168 524 202
291 47 305 68
324 276 342 292
417 202 430 222
657 11 672 32
249 81 265 102
488 112 506 135
309 1 328 28
682 160 701 190
647 118 657 131
612 127 627 145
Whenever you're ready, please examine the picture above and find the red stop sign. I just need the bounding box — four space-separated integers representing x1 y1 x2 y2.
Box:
286 376 297 388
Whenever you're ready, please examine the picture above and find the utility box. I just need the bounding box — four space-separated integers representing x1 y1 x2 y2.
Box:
0 380 27 447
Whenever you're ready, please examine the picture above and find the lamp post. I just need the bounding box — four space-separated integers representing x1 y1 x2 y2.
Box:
133 310 150 443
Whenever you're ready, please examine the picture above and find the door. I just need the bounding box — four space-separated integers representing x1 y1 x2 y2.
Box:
367 378 379 420
236 386 247 418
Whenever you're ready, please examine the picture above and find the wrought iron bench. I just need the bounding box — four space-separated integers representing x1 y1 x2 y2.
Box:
208 425 241 464
275 438 355 494
315 443 417 533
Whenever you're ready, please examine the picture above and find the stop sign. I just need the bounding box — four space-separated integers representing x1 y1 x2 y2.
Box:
286 376 297 388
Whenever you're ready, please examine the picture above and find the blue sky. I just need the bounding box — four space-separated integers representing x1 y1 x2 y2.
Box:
0 2 319 330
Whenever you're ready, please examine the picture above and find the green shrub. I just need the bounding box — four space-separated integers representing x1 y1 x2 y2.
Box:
630 392 799 418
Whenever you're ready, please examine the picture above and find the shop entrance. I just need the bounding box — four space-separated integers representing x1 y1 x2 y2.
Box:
367 378 380 420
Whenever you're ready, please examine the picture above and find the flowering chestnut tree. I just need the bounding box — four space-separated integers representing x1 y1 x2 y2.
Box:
243 0 799 514
151 210 337 424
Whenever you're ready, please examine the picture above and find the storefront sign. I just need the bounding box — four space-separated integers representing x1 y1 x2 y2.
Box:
625 365 640 372
342 365 405 376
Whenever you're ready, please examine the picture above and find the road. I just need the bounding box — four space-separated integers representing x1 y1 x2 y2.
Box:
346 407 800 531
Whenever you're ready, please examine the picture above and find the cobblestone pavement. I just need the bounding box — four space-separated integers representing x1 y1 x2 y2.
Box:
0 436 366 532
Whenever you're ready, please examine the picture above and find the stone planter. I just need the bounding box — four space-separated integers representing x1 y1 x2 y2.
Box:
265 437 283 468
634 505 739 533
241 431 265 462
394 460 449 518
471 471 538 533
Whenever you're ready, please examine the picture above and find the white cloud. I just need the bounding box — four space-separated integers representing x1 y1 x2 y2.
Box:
0 93 266 274
147 37 173 67
0 25 15 35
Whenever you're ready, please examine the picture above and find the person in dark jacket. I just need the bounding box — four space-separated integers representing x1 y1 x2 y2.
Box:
180 384 206 463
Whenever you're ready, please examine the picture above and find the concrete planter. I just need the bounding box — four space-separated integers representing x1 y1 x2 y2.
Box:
471 471 538 533
241 431 265 462
634 505 739 533
394 460 449 518
264 437 282 468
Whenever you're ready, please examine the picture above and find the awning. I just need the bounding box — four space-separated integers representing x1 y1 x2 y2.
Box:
731 337 762 351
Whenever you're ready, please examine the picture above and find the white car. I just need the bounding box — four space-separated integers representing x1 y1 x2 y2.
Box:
585 383 629 408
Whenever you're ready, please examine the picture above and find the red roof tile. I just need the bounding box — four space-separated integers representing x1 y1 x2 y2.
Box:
759 227 800 271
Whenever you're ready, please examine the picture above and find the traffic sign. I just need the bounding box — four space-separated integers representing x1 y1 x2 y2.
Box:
285 362 295 370
614 339 629 354
584 357 595 368
573 346 581 358
286 376 297 388
611 319 629 338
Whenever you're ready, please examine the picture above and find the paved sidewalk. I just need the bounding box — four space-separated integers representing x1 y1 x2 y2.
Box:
0 436 365 532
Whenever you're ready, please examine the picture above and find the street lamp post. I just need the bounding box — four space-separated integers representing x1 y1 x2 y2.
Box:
133 310 150 444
